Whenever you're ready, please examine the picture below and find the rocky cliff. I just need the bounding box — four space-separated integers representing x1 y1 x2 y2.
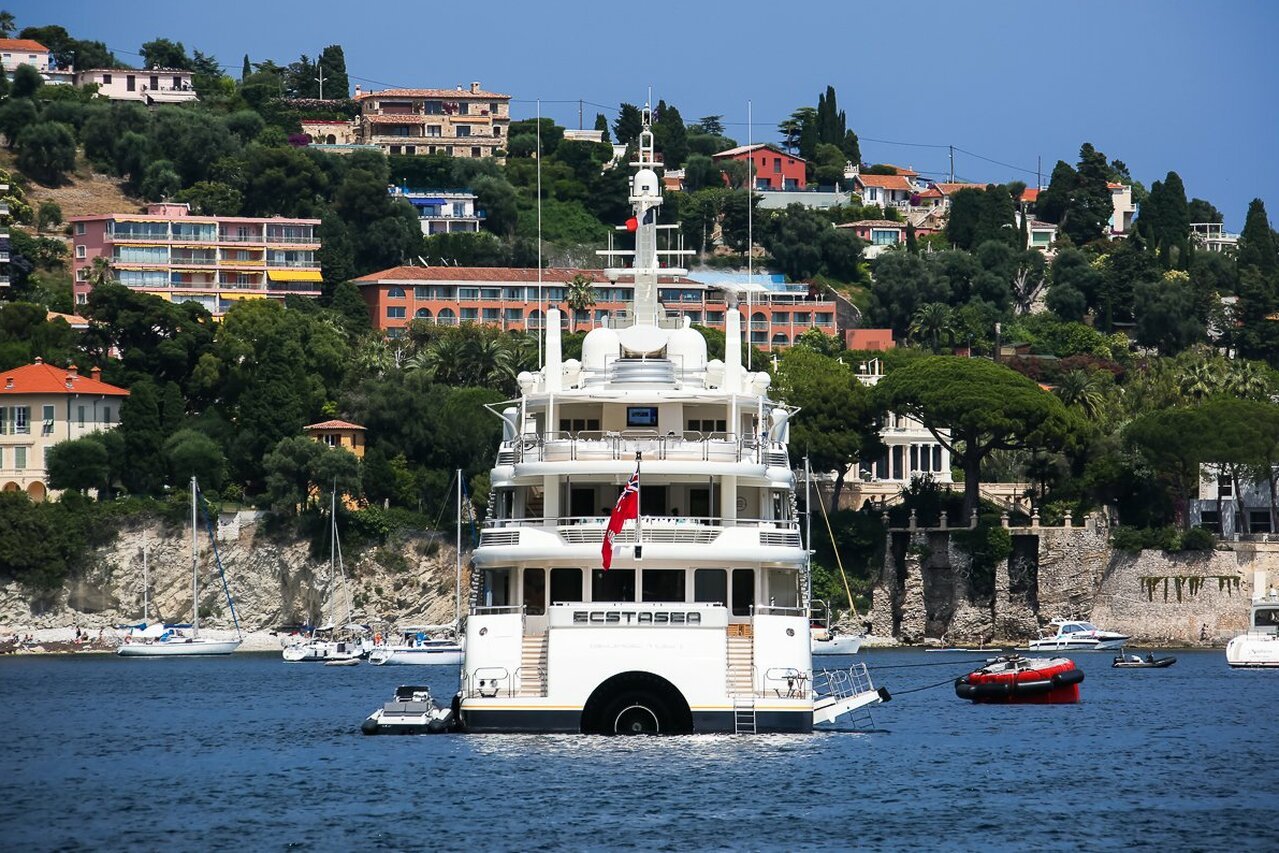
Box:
868 516 1279 646
0 512 467 632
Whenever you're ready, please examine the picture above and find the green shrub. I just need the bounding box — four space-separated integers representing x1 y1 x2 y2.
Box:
1111 525 1182 552
1180 526 1216 552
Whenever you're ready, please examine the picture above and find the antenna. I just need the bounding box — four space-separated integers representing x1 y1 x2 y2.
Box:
417 255 429 267
747 99 753 371
537 98 543 367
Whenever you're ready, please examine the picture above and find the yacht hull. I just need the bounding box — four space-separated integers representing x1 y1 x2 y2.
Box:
1226 634 1279 668
117 639 241 656
369 647 463 666
460 703 814 734
812 635 863 655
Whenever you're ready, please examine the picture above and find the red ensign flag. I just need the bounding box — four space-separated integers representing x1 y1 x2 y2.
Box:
601 467 640 570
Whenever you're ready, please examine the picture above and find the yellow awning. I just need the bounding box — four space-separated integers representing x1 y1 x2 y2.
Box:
219 292 263 301
267 269 323 282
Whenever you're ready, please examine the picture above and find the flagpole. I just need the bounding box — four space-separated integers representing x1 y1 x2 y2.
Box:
634 452 642 560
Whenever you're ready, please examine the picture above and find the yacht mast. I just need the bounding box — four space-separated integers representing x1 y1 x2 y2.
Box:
142 529 149 622
191 475 199 638
455 468 462 627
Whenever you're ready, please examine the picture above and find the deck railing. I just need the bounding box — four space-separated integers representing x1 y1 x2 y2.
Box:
499 431 790 466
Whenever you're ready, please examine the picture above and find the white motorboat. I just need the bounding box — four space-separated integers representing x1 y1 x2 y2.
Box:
457 113 884 734
1022 619 1130 652
283 484 366 663
361 685 456 735
117 477 242 657
1226 571 1279 668
810 600 864 656
369 626 463 666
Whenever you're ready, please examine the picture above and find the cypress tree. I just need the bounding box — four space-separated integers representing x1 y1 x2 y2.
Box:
1037 160 1076 225
594 113 610 143
241 54 251 81
1238 199 1277 275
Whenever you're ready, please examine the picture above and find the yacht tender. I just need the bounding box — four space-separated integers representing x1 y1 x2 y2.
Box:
1227 571 1279 668
1023 619 1129 652
457 110 883 734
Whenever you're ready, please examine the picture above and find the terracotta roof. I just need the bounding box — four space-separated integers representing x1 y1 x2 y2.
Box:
1028 219 1056 229
304 419 366 431
356 88 510 100
1021 187 1040 203
1108 182 1126 190
917 187 944 199
0 360 128 397
933 182 988 195
837 219 906 228
46 310 90 328
876 164 919 177
855 174 914 190
712 143 800 161
354 266 697 285
0 39 50 53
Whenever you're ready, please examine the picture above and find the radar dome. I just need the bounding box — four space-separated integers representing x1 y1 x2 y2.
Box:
633 168 659 196
582 327 621 372
666 325 707 373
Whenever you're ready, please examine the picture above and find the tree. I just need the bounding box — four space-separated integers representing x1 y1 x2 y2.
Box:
1036 160 1075 226
1125 406 1212 529
1237 198 1276 275
909 303 955 352
46 437 111 495
36 201 62 232
1134 272 1203 354
695 115 724 136
875 357 1075 518
652 100 688 169
241 54 251 81
613 103 643 146
1054 369 1108 422
262 436 325 513
0 11 14 37
140 38 190 69
0 98 36 150
773 348 879 511
165 428 226 492
867 251 951 336
1188 198 1223 224
15 122 76 185
118 381 167 495
175 180 243 216
563 273 596 332
7 61 42 98
593 112 610 143
139 159 181 201
945 188 985 250
317 44 349 98
812 143 846 187
760 204 863 281
1064 143 1114 244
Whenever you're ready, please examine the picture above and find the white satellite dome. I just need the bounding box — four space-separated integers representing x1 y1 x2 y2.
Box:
581 326 621 372
666 324 707 373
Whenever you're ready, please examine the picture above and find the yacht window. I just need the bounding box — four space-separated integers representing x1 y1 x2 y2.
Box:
570 488 596 518
591 569 635 602
689 488 711 520
550 568 582 604
731 569 755 617
1254 608 1279 628
523 568 546 616
694 569 727 605
482 569 512 607
641 569 685 603
766 569 799 608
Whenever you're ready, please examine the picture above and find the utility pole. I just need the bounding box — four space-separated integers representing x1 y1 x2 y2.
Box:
949 145 954 183
1037 155 1042 190
314 56 325 100
579 98 583 130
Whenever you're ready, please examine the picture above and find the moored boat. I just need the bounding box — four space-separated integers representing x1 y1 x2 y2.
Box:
368 625 463 666
361 685 457 735
810 600 863 656
955 655 1083 703
1226 571 1279 669
1022 619 1129 652
1112 652 1176 668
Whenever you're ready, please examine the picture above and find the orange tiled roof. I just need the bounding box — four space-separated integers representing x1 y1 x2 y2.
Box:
712 143 800 161
1021 187 1040 203
304 419 366 431
46 310 90 328
0 38 50 53
877 164 919 177
0 360 128 397
917 187 944 199
357 88 510 101
855 174 913 190
354 266 697 285
838 219 905 228
1108 182 1128 190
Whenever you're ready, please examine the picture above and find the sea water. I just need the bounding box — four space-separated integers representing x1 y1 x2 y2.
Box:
1 649 1273 851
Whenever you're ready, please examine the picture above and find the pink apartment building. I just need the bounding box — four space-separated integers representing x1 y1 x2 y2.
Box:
69 203 322 316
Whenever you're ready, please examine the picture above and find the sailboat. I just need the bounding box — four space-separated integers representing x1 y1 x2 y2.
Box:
283 482 368 662
117 477 242 657
369 469 465 666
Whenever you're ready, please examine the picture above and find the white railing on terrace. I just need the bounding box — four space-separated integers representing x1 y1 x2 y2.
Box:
500 431 789 465
480 516 802 548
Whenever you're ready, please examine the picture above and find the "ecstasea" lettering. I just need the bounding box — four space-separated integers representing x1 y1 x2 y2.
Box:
572 610 704 625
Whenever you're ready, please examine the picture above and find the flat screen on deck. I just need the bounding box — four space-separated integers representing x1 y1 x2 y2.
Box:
626 406 659 427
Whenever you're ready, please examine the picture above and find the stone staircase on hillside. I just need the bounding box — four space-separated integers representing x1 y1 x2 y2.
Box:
519 633 548 696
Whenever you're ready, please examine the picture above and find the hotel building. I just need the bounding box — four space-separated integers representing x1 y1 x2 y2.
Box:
353 82 511 160
69 203 322 316
355 266 839 350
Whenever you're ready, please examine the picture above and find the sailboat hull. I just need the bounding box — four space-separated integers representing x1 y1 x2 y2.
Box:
369 646 463 666
116 638 242 656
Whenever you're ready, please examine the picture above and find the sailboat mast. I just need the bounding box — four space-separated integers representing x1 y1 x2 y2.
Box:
455 468 462 626
191 475 198 638
142 529 149 622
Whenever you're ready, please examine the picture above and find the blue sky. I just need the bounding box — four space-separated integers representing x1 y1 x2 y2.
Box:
11 0 1276 227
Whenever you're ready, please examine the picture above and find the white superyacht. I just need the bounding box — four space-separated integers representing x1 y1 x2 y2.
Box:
1226 571 1279 668
458 115 883 734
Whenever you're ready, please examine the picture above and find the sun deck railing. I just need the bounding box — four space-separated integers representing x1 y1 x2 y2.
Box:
499 431 790 465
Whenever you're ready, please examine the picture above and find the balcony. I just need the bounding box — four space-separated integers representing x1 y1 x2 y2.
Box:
265 260 319 269
170 255 218 266
218 232 266 243
264 233 318 245
498 431 790 468
479 516 802 550
266 281 322 293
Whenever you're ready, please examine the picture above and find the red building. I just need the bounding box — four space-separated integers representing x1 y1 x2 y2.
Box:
354 266 839 351
712 144 806 191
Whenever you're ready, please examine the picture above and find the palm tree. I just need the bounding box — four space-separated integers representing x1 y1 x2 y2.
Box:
563 273 596 333
407 335 464 384
88 256 116 289
908 303 955 353
465 334 515 388
1176 358 1219 402
1225 359 1270 400
1054 369 1107 421
355 334 392 377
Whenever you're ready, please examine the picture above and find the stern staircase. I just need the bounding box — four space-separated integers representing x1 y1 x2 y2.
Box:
519 634 548 697
727 634 756 734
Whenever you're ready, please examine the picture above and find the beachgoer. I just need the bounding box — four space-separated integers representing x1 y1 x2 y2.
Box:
1200 623 1208 641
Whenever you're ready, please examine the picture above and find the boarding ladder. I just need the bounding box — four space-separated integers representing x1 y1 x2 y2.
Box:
518 634 548 697
727 633 756 734
812 662 879 729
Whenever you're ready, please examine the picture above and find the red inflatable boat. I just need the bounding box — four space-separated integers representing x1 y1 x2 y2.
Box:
954 655 1083 704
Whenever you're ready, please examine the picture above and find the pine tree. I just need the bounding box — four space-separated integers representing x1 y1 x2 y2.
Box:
1238 198 1277 275
1037 160 1076 225
614 103 642 145
1065 142 1113 245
